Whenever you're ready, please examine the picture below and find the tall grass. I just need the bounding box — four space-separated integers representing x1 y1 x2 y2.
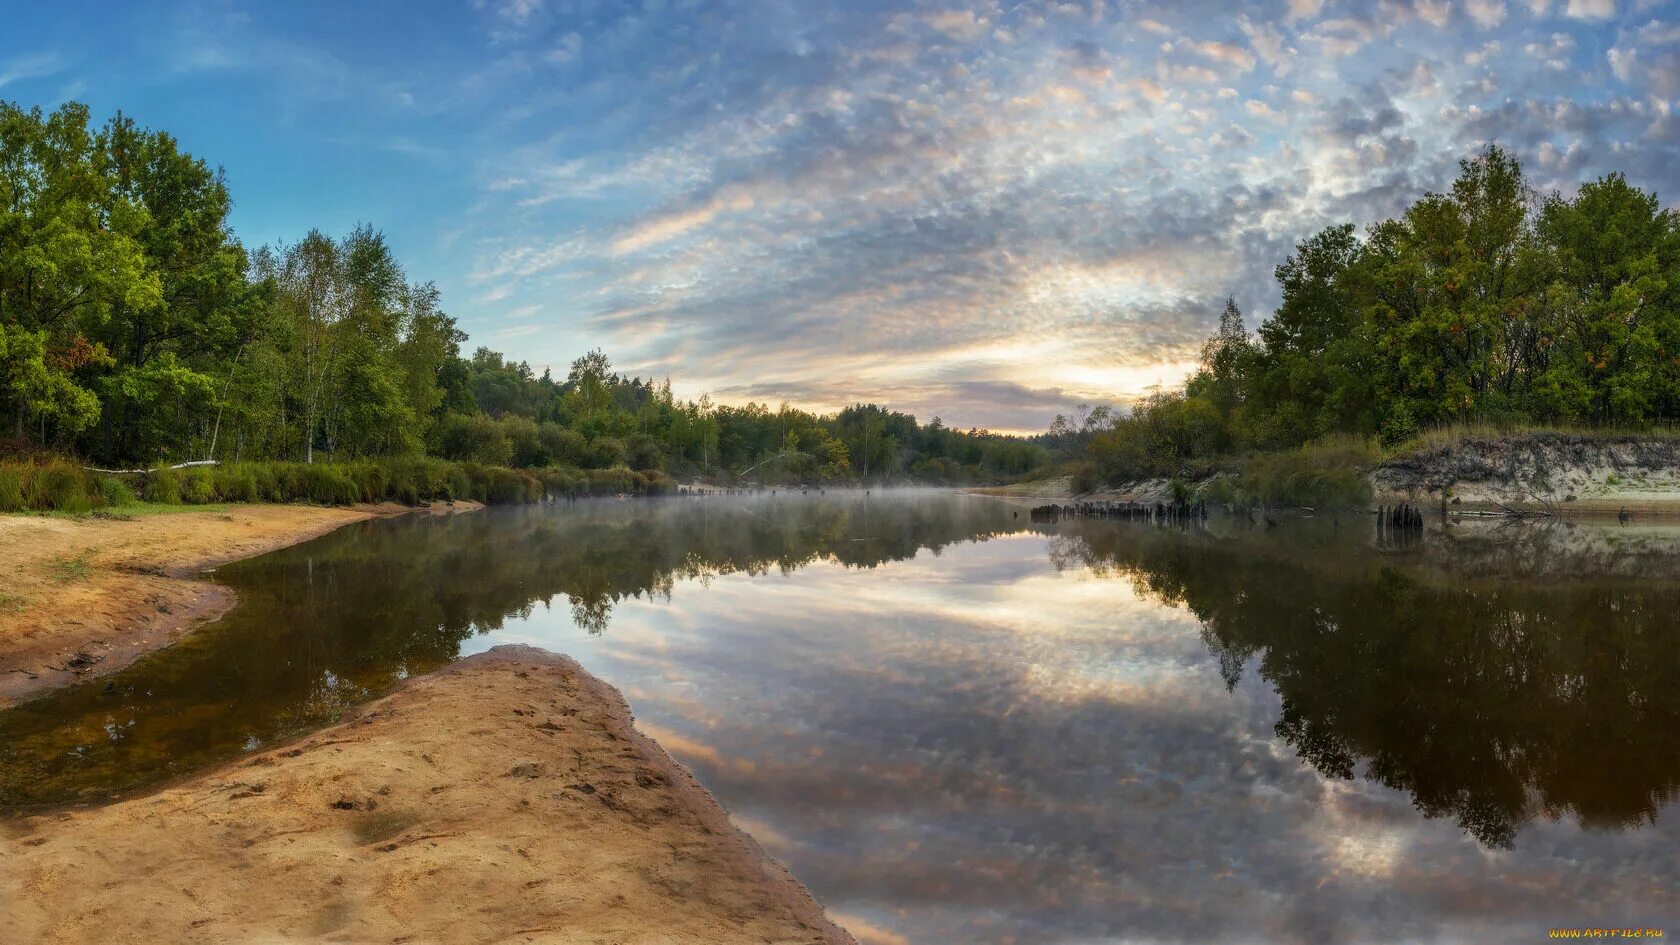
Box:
1396 420 1680 455
0 458 678 514
1235 435 1382 509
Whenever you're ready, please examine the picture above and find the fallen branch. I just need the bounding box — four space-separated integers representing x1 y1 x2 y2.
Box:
81 460 219 475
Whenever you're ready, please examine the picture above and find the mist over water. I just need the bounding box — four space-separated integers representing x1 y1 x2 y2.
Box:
3 492 1677 943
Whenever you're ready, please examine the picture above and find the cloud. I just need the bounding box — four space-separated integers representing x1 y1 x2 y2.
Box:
1415 0 1454 27
1564 0 1615 18
443 0 1680 433
0 50 66 89
1188 40 1257 73
1287 0 1327 21
1465 0 1509 26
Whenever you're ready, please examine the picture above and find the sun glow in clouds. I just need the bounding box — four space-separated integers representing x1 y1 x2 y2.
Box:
12 0 1675 432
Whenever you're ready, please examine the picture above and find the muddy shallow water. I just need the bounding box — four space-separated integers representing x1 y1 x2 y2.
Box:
3 492 1677 943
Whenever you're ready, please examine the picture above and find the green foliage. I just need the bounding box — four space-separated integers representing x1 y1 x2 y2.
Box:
144 467 181 504
433 413 513 466
585 436 628 469
1239 437 1380 508
1080 144 1680 494
98 476 138 507
179 468 217 504
27 463 92 513
0 467 23 512
0 101 1048 485
212 466 260 503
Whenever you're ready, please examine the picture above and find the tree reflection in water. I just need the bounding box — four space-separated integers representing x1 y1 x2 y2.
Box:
0 492 1025 811
1053 516 1680 848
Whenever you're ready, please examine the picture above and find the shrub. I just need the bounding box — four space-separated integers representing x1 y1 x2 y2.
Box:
499 416 547 468
539 425 587 467
584 436 627 469
637 469 677 494
27 462 96 513
0 467 25 512
212 465 260 503
434 414 514 466
98 476 139 507
1241 435 1379 508
300 464 359 505
478 466 541 504
625 434 664 472
179 468 217 504
143 467 182 504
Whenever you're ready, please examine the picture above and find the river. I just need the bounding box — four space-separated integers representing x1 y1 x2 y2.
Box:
2 491 1676 943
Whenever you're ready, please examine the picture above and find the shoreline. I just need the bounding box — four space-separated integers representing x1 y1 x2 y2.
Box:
0 501 481 708
2 644 857 944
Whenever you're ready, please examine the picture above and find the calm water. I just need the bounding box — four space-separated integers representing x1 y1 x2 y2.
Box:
3 493 1678 943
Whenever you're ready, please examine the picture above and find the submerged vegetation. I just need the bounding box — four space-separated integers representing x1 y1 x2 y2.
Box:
0 102 1048 490
1067 145 1680 505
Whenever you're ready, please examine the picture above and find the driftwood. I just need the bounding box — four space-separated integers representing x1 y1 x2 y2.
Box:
80 460 219 475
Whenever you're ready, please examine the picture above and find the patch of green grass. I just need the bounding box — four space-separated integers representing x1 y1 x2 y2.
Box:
46 552 95 583
0 592 27 613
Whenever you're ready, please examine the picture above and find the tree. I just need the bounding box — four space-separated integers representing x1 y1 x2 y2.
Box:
0 102 158 444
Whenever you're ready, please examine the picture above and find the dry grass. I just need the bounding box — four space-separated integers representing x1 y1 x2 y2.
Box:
1395 421 1680 456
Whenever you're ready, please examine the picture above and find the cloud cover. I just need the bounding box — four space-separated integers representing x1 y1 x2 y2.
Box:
6 0 1679 431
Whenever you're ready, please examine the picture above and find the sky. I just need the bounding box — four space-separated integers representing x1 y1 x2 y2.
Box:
3 0 1679 433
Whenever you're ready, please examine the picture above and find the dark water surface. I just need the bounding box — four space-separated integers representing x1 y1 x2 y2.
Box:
3 492 1678 943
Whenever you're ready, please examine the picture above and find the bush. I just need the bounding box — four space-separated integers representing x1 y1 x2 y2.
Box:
300 464 360 505
584 436 627 469
1241 435 1379 508
499 416 547 468
539 425 587 467
0 457 569 513
27 462 96 513
0 467 25 512
477 466 542 504
179 468 217 504
212 465 260 503
625 434 664 472
98 476 139 507
143 467 182 504
434 414 514 466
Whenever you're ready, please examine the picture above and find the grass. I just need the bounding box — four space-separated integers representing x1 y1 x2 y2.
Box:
0 457 679 515
30 501 233 521
1234 435 1381 509
46 552 94 583
1394 420 1680 456
0 591 26 613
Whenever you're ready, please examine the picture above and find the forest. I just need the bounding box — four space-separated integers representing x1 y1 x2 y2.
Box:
0 102 1048 496
1078 145 1680 489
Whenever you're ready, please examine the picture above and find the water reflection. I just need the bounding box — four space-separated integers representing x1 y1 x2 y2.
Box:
0 492 1025 810
1056 517 1680 849
2 496 1678 943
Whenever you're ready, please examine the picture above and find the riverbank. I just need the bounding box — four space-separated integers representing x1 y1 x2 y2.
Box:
1 644 855 944
977 433 1680 517
0 501 479 707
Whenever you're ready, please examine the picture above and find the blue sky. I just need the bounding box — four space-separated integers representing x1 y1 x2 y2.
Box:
4 0 1678 432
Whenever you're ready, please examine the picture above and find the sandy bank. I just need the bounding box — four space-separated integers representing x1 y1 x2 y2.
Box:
1372 433 1680 516
1 645 855 945
0 501 478 708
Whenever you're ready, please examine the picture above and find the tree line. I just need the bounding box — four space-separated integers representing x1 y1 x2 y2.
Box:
1077 145 1680 484
0 102 1048 484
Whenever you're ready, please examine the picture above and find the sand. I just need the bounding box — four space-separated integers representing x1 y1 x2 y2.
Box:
0 502 477 708
0 645 855 945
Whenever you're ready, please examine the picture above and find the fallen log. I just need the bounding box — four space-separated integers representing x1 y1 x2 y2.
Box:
81 460 219 475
